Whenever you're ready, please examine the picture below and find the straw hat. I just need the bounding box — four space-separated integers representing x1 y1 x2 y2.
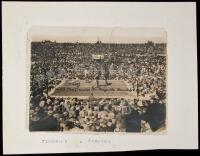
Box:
39 101 45 107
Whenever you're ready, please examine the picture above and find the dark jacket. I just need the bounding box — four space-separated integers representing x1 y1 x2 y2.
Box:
123 109 141 132
30 115 58 131
141 103 166 131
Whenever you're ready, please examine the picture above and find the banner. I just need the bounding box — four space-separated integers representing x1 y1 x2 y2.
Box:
92 54 104 60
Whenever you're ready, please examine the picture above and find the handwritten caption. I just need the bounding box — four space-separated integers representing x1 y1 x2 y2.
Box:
41 138 111 144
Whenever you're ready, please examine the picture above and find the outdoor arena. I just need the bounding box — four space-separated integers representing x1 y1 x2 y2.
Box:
30 40 166 132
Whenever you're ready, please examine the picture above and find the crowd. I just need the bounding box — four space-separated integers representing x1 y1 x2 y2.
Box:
30 40 166 132
30 95 166 132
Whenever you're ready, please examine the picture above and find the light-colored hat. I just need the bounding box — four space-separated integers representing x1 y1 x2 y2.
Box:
31 116 40 122
91 116 95 119
48 106 52 110
150 99 154 103
100 123 106 127
93 116 97 121
39 101 45 107
59 117 63 122
30 103 33 108
86 122 92 126
46 99 52 104
30 109 35 114
54 100 59 104
96 126 100 130
35 107 40 111
48 110 53 115
141 120 146 124
63 112 68 116
111 118 116 124
107 122 112 127
53 114 59 118
157 99 161 104
114 128 120 132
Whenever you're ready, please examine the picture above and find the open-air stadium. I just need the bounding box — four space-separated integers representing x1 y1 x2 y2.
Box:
30 38 167 132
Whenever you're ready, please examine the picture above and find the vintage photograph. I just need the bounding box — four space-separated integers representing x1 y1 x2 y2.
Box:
28 27 167 133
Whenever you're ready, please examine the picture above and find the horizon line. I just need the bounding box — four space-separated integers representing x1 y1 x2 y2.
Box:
31 40 167 44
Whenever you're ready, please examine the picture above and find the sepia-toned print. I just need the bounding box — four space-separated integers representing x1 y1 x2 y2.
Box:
28 27 167 133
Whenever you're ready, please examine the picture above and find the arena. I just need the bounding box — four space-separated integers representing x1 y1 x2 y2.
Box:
29 40 167 133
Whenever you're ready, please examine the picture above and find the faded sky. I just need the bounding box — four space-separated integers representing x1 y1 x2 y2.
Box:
29 27 167 43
